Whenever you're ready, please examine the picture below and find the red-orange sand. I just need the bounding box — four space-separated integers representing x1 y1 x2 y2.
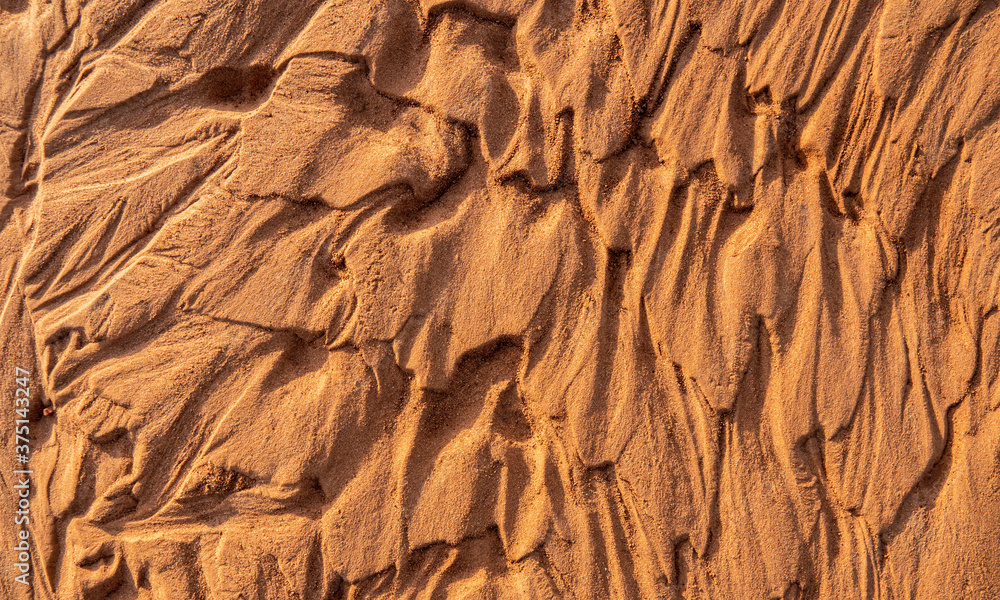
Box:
1 0 999 598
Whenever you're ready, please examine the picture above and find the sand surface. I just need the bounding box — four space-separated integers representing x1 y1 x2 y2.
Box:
1 0 999 598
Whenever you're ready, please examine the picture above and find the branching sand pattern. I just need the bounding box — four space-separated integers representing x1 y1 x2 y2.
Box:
1 0 999 598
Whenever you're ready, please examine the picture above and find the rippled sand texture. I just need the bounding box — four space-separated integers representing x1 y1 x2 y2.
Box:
1 0 999 598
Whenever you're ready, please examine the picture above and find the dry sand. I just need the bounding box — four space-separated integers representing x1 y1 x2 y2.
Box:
1 0 999 598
